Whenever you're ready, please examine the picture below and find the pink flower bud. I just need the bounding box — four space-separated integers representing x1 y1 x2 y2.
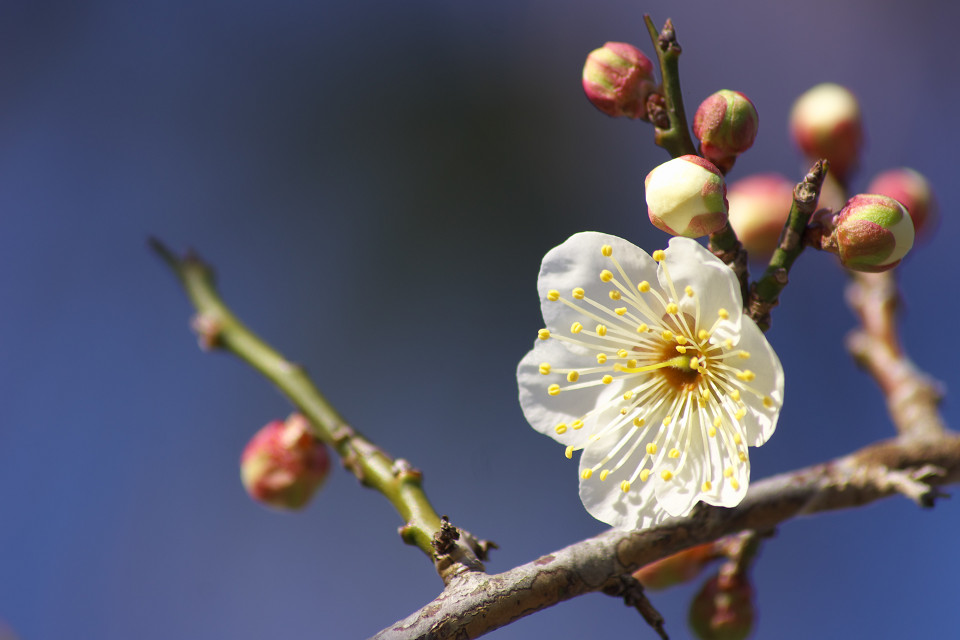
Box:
726 173 794 257
693 90 759 172
789 83 863 182
634 543 720 591
645 155 729 238
582 42 657 120
689 572 755 640
241 414 331 510
827 194 915 272
866 168 936 236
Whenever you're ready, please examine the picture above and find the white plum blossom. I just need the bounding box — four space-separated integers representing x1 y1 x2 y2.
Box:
518 232 784 530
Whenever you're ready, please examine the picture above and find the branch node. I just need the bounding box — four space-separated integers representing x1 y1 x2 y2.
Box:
602 574 669 640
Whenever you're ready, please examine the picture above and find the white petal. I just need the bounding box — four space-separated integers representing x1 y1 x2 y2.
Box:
733 317 785 447
537 232 660 343
653 415 706 517
517 338 625 448
659 237 743 334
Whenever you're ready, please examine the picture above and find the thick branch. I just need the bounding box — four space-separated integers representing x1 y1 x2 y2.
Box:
151 239 485 577
374 432 960 640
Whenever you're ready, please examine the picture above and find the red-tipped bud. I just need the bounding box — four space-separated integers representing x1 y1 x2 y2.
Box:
693 90 759 173
241 414 331 510
645 155 729 238
789 83 863 182
726 173 794 258
582 42 657 120
867 168 937 237
634 543 720 591
689 572 755 640
823 194 915 272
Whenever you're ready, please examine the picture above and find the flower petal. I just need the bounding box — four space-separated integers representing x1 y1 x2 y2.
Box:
732 317 785 447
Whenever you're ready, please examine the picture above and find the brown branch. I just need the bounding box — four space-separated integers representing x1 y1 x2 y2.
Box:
373 431 960 640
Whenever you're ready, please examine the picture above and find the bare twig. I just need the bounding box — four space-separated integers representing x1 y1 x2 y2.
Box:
602 574 669 640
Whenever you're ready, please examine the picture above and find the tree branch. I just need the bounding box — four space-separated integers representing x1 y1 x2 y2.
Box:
374 431 960 640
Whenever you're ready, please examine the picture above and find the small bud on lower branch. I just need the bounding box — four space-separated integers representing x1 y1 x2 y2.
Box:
821 194 915 272
582 42 658 120
789 83 863 183
689 570 754 640
241 414 331 509
645 155 729 237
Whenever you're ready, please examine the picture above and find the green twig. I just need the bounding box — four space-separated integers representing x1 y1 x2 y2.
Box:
150 239 486 576
746 160 828 331
708 223 750 309
643 15 697 158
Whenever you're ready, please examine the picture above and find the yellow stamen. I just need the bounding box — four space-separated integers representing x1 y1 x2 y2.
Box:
702 481 712 491
718 308 730 319
633 417 645 427
600 269 614 282
596 324 608 336
601 244 613 257
571 322 583 334
640 469 651 482
609 290 621 301
572 420 583 430
547 384 560 396
615 307 627 316
547 289 560 301
581 469 593 480
652 250 665 262
685 285 694 297
601 375 613 384
596 353 608 364
566 371 580 382
538 329 550 340
539 363 551 375
661 470 673 481
638 281 650 293
565 446 574 459
555 424 567 434
666 302 679 314
646 443 657 455
668 448 680 459
599 470 610 481
620 480 631 492
572 287 585 299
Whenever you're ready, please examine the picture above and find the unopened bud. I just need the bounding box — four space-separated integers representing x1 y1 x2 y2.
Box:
634 543 719 590
726 173 794 257
645 155 729 238
825 194 915 272
582 42 657 120
867 168 936 237
689 572 755 640
693 90 759 173
789 83 863 182
241 414 331 510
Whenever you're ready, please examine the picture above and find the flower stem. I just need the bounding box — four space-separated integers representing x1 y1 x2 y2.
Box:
150 239 481 569
747 159 828 331
643 15 697 158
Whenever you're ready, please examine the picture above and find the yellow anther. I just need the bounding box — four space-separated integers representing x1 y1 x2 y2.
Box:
763 396 774 409
547 384 561 396
555 424 568 434
615 307 627 316
640 469 651 482
713 416 722 428
661 330 674 341
601 244 613 257
538 329 550 340
571 321 583 334
702 481 712 492
733 433 742 445
627 359 637 368
581 469 593 480
566 371 580 382
633 417 645 427
698 329 710 341
666 302 679 315
596 353 608 364
735 408 747 420
668 448 680 459
729 389 741 402
730 479 740 491
599 470 610 481
572 420 583 430
547 289 560 301
572 287 585 299
538 363 551 375
676 335 687 345
596 324 608 336
738 350 751 359
609 290 621 301
638 281 650 293
623 391 634 400
646 443 657 455
652 249 665 262
708 426 717 438
696 394 707 407
739 452 747 462
676 345 687 354
620 480 631 493
723 339 734 350
620 408 628 415
617 348 629 358
637 323 649 333
688 356 698 369
601 375 613 384
662 415 672 426
565 446 574 459
600 269 614 282
661 470 673 481
736 370 756 382
702 390 712 404
685 285 694 297
724 466 734 478
718 308 730 319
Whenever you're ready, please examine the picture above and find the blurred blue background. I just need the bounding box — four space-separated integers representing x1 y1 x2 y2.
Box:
1 0 957 638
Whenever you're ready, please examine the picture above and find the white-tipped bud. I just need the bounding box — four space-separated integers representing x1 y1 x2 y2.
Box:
645 155 729 238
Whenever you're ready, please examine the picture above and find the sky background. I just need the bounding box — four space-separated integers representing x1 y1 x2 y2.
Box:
1 0 958 638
